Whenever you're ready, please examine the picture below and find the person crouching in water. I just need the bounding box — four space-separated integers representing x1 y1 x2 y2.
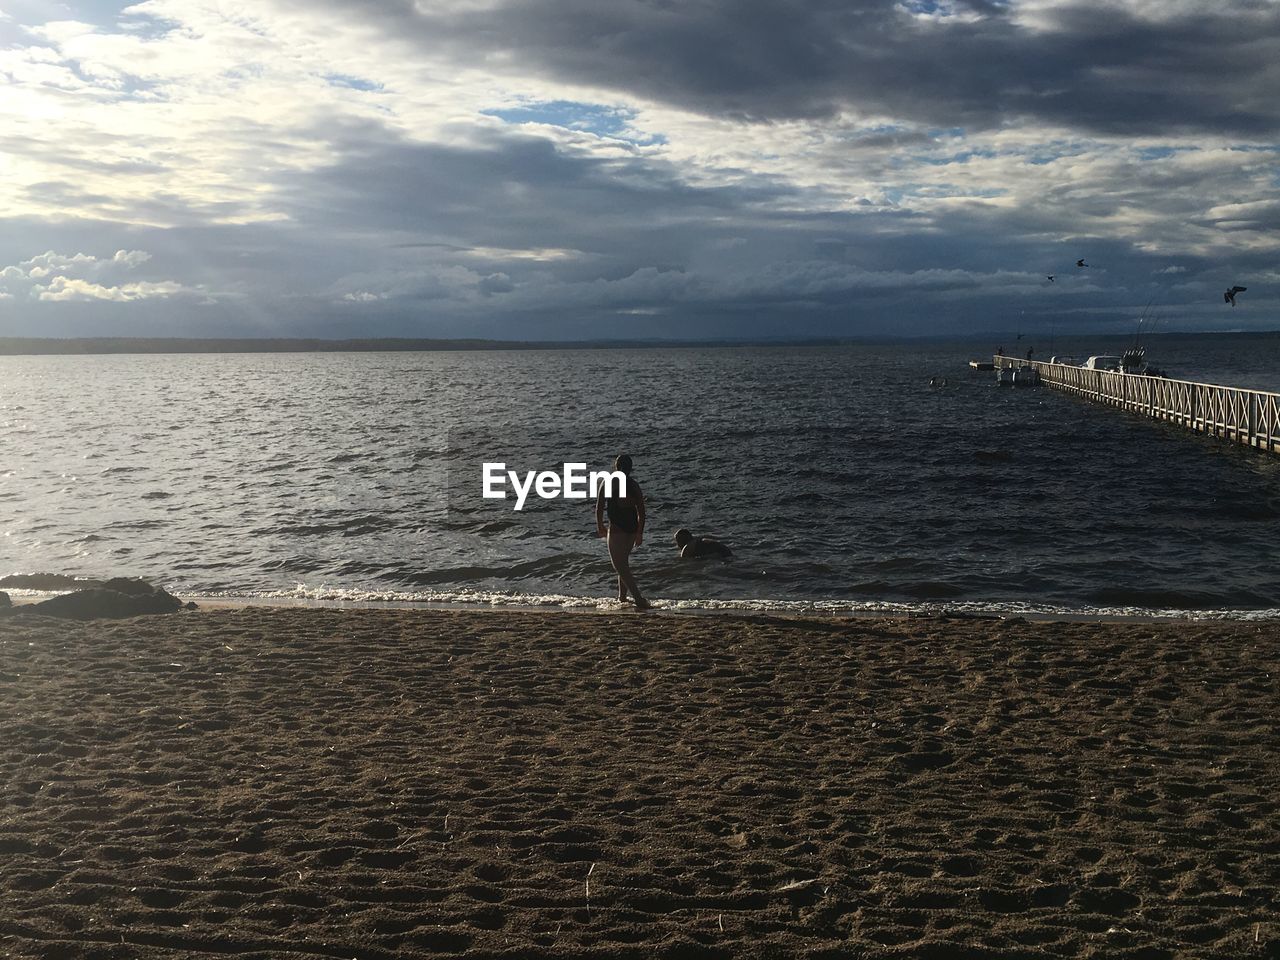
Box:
595 454 649 610
674 528 732 559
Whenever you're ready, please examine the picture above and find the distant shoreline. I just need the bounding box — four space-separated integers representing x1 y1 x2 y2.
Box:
3 330 1279 356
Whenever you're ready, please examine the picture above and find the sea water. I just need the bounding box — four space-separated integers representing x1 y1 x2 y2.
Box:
3 335 1280 618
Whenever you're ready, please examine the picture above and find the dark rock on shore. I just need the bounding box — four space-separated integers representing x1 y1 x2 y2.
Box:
100 577 166 597
3 580 188 620
0 591 9 608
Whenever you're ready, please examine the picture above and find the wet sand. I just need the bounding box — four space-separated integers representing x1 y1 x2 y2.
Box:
1 608 1277 958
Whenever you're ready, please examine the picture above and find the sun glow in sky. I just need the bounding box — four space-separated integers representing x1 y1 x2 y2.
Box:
0 0 1277 339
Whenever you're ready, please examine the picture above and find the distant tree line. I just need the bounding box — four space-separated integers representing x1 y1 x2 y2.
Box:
2 331 1271 356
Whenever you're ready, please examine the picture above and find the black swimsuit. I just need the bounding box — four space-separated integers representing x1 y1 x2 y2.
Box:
605 480 641 534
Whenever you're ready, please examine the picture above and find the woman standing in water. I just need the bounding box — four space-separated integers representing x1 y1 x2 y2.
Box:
595 453 649 610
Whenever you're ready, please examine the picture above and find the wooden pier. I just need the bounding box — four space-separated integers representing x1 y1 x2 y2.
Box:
992 356 1280 454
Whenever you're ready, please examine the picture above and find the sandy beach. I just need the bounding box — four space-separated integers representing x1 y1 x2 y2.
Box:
1 607 1276 958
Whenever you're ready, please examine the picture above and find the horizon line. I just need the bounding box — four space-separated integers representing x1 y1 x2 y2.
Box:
2 330 1278 356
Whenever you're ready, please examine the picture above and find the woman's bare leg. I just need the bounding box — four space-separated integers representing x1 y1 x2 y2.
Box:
607 527 647 609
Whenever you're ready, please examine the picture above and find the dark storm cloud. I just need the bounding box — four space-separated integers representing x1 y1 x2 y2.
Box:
271 118 798 268
234 120 1260 338
7 107 1273 341
279 0 1280 136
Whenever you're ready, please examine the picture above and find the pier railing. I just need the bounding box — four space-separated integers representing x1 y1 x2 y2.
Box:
992 356 1280 455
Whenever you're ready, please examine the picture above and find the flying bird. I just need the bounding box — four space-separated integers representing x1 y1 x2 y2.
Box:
1046 275 1055 282
1224 285 1247 306
1076 259 1088 268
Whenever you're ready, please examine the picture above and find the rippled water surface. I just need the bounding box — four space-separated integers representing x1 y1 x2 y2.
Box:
4 336 1280 615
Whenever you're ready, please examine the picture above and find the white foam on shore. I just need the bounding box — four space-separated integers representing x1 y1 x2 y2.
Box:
174 583 1280 623
10 582 1280 622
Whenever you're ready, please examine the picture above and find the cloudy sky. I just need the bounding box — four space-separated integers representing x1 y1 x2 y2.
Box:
1 0 1277 340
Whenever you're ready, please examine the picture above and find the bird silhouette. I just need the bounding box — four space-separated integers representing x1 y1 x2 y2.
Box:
1224 285 1247 306
1046 275 1055 282
1076 259 1088 268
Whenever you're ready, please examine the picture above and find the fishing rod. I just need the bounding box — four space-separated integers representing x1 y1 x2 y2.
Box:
1134 294 1155 349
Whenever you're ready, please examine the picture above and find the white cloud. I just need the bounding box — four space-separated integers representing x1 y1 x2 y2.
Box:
0 248 197 304
36 276 189 301
463 245 582 262
111 249 153 268
17 249 151 277
20 251 98 277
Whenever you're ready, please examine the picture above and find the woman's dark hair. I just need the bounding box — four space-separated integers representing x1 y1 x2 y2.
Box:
614 454 633 475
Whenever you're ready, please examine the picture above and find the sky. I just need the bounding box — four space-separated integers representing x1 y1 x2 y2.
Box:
0 0 1277 341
